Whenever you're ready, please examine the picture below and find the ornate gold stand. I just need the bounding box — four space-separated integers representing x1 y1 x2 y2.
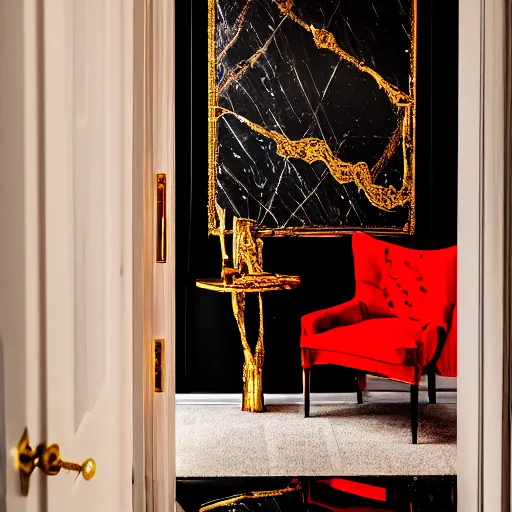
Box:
196 208 300 412
232 291 264 412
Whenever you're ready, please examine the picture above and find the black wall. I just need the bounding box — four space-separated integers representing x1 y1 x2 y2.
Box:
175 2 458 394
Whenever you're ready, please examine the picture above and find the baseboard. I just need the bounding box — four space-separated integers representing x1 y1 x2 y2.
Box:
176 390 457 406
366 375 457 392
176 376 457 406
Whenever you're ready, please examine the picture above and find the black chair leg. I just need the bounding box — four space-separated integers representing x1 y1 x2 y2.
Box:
428 367 437 404
356 374 363 404
411 384 419 444
303 368 310 418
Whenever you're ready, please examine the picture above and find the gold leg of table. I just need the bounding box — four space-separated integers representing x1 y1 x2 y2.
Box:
231 292 265 412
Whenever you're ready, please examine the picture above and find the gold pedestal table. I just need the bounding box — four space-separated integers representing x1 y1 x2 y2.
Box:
196 274 300 412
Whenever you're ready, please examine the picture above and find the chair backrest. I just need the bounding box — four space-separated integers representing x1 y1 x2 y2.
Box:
352 233 457 325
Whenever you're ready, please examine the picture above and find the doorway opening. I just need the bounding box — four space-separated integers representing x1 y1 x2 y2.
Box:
138 0 509 510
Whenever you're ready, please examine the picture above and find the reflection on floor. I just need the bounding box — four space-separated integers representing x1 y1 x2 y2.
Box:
177 476 457 511
176 397 456 477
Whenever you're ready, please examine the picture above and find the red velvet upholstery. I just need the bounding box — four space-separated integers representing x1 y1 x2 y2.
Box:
301 232 457 385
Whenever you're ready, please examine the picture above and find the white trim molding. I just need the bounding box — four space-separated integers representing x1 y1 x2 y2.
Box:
458 0 507 511
366 376 456 392
176 376 457 406
176 391 457 407
481 0 506 508
132 0 154 510
152 0 176 510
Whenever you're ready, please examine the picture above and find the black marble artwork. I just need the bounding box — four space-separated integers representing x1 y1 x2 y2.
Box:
209 0 416 235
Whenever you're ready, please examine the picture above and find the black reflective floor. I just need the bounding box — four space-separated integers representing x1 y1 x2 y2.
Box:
177 476 456 511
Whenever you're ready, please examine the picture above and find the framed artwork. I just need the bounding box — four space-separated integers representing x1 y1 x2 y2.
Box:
208 0 417 236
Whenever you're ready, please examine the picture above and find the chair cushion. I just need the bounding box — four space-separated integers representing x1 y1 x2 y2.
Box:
352 233 457 326
301 317 426 366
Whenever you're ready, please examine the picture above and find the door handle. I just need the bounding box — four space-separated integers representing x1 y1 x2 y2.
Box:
16 428 96 495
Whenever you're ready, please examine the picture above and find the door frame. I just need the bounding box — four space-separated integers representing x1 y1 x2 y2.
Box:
132 0 155 510
457 0 507 510
135 1 512 512
132 0 176 511
132 0 151 509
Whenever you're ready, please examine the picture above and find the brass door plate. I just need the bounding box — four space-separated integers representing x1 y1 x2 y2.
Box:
154 339 164 392
156 173 167 263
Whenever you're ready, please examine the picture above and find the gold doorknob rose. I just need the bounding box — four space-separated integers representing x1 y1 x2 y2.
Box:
17 429 96 495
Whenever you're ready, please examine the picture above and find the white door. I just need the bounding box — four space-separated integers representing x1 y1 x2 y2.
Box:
0 1 133 511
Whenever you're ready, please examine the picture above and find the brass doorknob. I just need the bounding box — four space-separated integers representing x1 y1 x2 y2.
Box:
16 428 96 495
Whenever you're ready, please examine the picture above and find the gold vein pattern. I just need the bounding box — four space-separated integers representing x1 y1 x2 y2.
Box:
273 0 413 107
215 106 412 212
209 0 417 235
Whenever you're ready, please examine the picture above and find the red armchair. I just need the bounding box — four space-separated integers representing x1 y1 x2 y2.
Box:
301 232 457 444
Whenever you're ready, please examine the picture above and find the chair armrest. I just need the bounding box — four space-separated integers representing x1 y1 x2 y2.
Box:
426 303 456 336
301 299 364 336
439 303 457 376
447 303 456 334
417 303 456 369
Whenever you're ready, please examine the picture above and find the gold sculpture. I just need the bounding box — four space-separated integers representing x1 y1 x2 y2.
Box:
196 208 300 412
208 0 417 235
231 217 264 413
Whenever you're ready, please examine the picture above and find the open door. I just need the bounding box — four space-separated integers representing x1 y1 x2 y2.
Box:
42 0 133 510
1 1 133 510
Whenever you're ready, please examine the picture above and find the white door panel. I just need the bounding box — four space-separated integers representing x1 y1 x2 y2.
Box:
72 0 107 433
0 0 132 510
44 0 131 510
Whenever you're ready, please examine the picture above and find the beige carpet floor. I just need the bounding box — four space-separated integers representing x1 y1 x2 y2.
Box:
176 393 456 477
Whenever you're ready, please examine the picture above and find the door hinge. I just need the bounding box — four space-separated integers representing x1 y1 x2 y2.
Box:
155 173 167 263
153 339 164 392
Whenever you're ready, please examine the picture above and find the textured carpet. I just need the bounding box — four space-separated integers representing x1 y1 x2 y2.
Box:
176 394 456 478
